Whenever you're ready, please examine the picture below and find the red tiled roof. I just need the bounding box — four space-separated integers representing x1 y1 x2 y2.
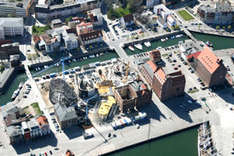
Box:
155 68 166 84
146 60 157 72
79 30 102 41
37 115 48 126
197 46 220 74
77 22 92 27
186 51 201 60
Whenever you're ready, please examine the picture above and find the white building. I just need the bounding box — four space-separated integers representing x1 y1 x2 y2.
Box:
28 119 41 138
35 0 100 20
0 18 24 40
198 0 234 25
0 3 26 17
88 8 103 26
146 0 160 8
154 4 176 28
38 26 78 53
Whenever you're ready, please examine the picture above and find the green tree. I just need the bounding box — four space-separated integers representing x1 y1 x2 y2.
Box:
216 25 220 30
0 64 5 73
228 25 232 30
65 16 72 23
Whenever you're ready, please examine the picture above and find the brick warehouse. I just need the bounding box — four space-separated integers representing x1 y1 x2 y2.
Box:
140 50 185 101
187 46 227 88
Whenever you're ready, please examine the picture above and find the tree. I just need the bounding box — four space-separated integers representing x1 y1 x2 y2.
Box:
65 16 72 23
228 25 232 30
216 25 220 30
0 64 5 73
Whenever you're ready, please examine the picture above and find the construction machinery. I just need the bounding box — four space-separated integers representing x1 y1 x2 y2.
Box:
122 62 130 83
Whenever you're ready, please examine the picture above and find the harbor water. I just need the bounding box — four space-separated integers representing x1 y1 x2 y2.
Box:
0 32 234 155
107 127 198 156
124 35 189 55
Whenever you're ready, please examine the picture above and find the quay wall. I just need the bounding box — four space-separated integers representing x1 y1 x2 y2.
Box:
122 31 184 48
188 29 234 38
101 120 207 156
29 47 113 69
0 66 24 95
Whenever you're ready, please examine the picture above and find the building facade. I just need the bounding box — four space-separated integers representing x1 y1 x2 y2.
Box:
188 46 227 87
197 0 234 25
120 14 134 28
0 18 24 40
140 50 185 101
35 0 101 20
114 80 152 113
154 4 176 28
0 3 26 17
38 27 78 53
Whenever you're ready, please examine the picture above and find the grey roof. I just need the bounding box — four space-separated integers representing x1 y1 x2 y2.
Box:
6 125 23 137
0 18 23 27
55 103 77 122
51 19 62 24
1 102 19 118
27 118 39 129
143 63 154 78
130 81 145 92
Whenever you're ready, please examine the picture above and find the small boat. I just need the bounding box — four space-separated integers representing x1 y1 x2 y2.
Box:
128 46 135 51
11 89 20 101
161 38 165 42
205 41 213 47
18 82 24 90
44 65 48 69
90 55 95 58
144 41 151 47
171 36 175 39
165 37 168 41
176 34 183 38
134 44 143 50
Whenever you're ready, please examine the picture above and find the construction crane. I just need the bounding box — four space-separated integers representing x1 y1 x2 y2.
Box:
32 56 70 77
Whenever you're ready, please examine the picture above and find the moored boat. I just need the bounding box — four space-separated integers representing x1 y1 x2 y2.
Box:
134 44 143 50
128 46 135 51
144 41 151 47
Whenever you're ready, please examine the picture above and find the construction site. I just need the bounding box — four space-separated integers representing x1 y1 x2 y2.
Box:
36 58 152 133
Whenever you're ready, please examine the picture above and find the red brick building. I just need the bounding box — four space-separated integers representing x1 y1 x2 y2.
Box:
140 50 185 101
187 46 227 87
114 81 152 113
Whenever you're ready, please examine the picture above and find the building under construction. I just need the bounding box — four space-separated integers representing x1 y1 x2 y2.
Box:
114 80 152 113
49 78 82 129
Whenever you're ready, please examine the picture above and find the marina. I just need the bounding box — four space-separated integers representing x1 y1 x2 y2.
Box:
0 32 234 156
124 34 189 55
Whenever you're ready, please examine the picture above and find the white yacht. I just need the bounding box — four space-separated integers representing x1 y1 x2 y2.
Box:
134 44 143 50
144 41 151 47
128 46 135 51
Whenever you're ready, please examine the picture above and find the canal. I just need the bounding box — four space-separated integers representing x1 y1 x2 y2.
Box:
191 32 234 50
0 32 234 155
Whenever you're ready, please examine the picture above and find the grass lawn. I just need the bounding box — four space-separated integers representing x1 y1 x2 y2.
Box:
178 10 194 21
32 25 50 35
31 102 43 115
